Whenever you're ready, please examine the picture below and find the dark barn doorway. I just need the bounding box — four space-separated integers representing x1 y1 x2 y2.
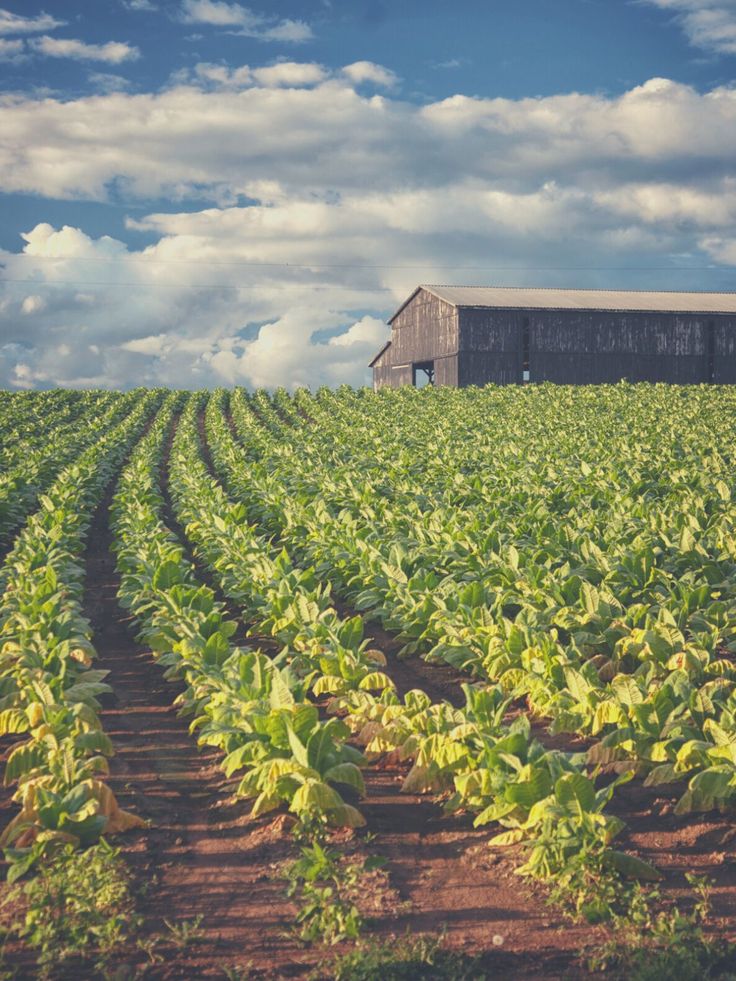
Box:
707 320 715 383
413 361 435 387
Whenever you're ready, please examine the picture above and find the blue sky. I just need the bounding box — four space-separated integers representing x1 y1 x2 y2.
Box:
1 0 736 388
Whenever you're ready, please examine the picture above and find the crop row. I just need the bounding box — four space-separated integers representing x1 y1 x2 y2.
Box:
112 394 368 830
215 386 736 820
179 390 657 896
0 390 142 547
0 391 159 879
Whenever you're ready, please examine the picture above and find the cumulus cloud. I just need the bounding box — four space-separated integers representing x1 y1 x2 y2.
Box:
0 222 391 390
2 72 736 390
643 0 736 54
20 294 46 315
181 60 327 89
87 71 133 93
29 35 140 63
179 0 313 42
0 8 63 35
3 74 736 203
0 37 23 59
341 61 398 87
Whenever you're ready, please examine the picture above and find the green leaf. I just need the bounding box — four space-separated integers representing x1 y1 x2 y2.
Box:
0 710 28 735
152 559 184 590
607 850 662 881
287 724 310 768
4 743 46 784
555 772 596 814
269 669 295 710
324 763 365 795
611 676 644 707
488 829 526 847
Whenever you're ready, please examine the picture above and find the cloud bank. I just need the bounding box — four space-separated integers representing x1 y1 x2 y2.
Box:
1 69 736 390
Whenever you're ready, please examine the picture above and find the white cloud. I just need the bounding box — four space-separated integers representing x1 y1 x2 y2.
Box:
253 61 326 86
21 222 128 258
0 37 23 59
2 73 736 390
258 20 313 43
179 0 313 42
183 60 327 89
643 0 736 54
341 61 398 88
209 311 390 388
88 72 133 93
21 294 46 315
181 0 255 27
0 8 63 35
30 35 140 63
121 333 171 355
3 73 736 205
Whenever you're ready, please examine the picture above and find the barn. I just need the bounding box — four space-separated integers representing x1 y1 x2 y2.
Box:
369 285 736 389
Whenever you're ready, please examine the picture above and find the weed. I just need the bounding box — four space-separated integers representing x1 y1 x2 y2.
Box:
163 914 206 949
586 874 736 980
135 934 165 965
325 932 486 981
6 838 140 979
222 963 255 980
284 840 386 946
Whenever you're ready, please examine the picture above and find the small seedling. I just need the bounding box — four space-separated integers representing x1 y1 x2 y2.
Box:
163 914 206 949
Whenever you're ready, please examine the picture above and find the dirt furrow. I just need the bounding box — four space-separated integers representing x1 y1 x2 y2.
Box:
83 443 306 978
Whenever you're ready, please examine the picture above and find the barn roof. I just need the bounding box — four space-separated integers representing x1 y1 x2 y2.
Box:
388 285 736 322
368 340 392 367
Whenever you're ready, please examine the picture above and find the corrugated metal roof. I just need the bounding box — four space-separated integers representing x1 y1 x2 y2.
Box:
389 284 736 319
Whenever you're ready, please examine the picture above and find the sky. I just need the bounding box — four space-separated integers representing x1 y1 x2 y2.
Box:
1 0 736 390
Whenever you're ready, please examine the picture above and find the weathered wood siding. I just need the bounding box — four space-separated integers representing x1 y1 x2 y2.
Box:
391 289 459 364
370 343 393 391
372 292 736 388
435 354 459 386
458 308 524 384
715 321 736 383
372 288 460 389
528 311 735 384
458 351 520 385
457 308 736 385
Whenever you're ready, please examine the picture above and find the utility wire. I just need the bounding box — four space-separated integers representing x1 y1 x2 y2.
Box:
0 277 397 291
0 254 729 272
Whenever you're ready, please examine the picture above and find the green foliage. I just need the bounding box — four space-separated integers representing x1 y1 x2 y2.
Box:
284 839 387 947
163 914 205 949
0 391 158 858
587 875 736 979
6 839 140 979
326 932 486 981
0 390 140 546
223 384 736 822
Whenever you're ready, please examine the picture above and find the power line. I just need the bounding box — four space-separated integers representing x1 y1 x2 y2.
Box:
0 254 730 272
0 277 397 291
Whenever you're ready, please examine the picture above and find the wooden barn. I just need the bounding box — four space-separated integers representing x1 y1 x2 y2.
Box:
369 285 736 389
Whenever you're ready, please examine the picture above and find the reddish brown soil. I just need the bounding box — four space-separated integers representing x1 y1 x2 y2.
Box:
82 478 307 979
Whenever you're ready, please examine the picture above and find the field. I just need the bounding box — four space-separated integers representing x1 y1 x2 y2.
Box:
2 384 736 979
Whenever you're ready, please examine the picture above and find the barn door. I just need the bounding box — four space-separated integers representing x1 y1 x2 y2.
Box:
521 318 530 383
